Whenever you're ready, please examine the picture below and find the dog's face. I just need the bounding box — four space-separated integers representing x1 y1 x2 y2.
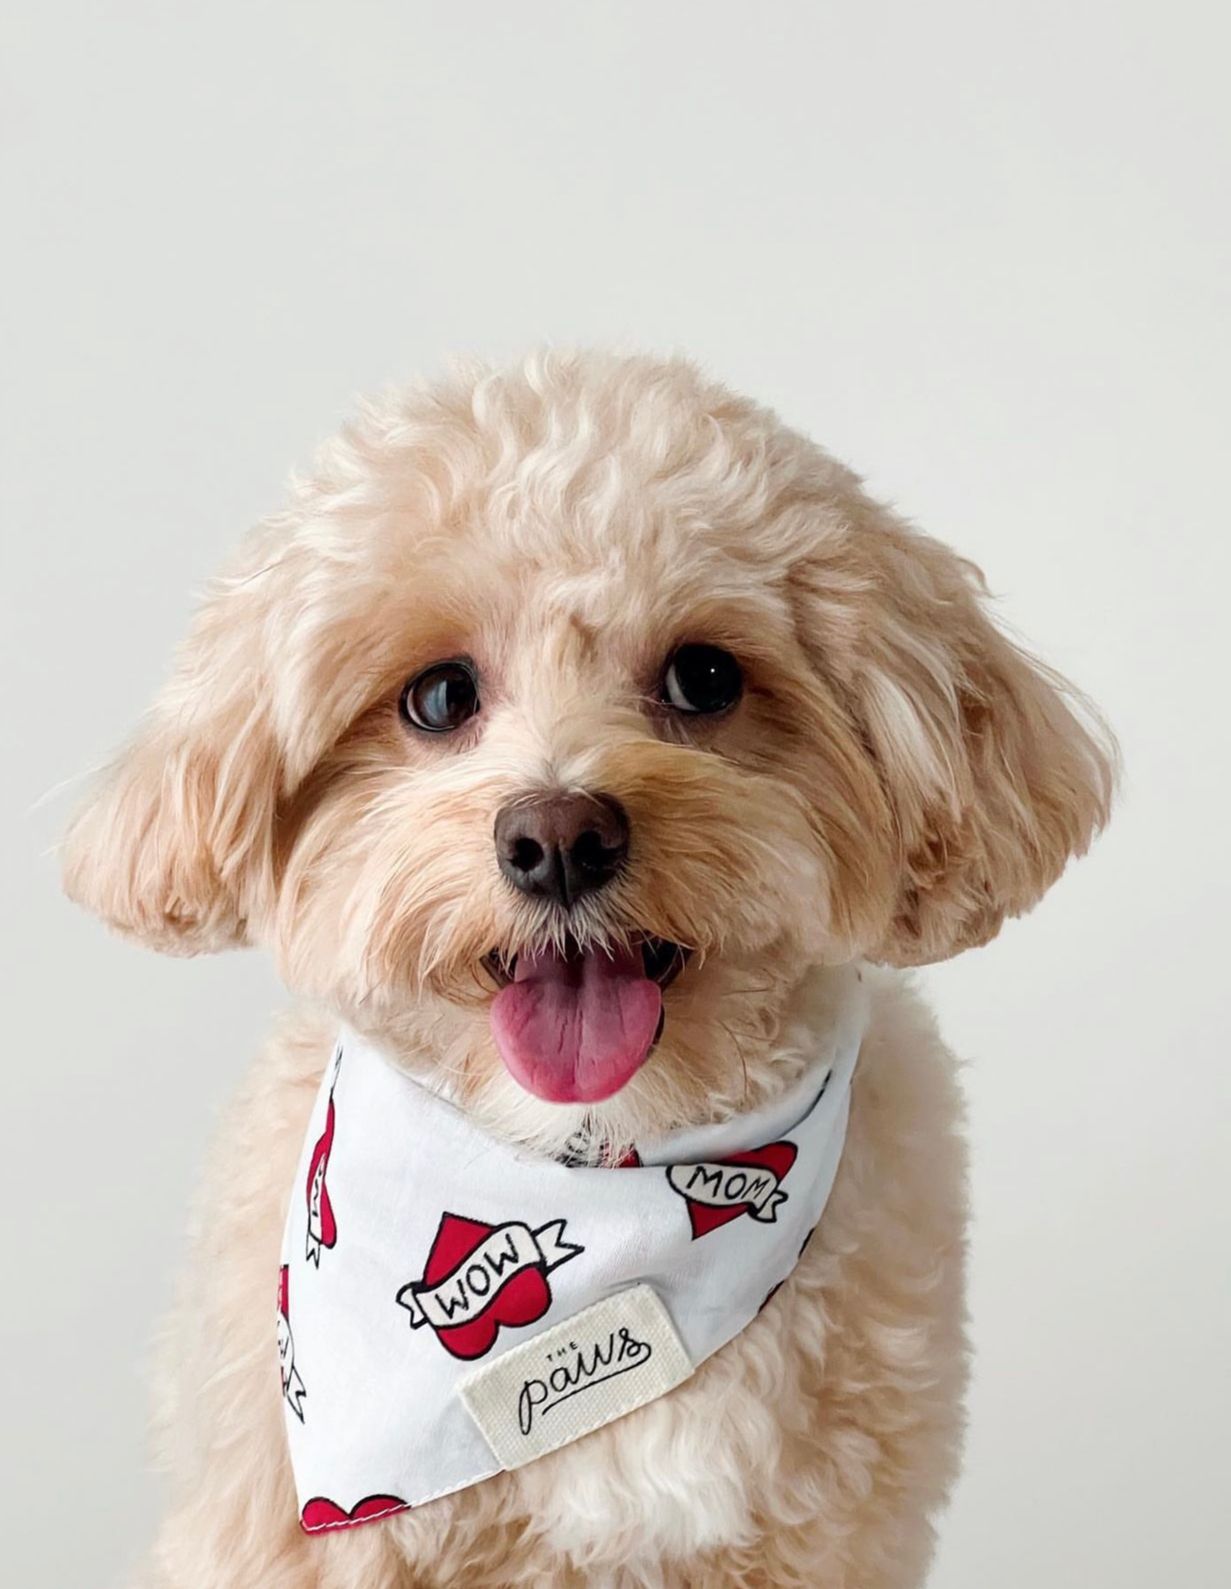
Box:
63 353 1113 1148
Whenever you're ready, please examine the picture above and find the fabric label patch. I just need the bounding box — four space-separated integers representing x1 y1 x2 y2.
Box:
458 1284 693 1469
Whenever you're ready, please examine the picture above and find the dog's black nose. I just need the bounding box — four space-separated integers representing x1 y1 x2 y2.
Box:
494 792 629 906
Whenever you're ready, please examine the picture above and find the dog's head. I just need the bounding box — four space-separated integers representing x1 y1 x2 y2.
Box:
63 352 1113 1148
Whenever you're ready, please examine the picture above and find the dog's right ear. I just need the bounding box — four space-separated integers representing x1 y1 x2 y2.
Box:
61 396 467 955
61 568 286 955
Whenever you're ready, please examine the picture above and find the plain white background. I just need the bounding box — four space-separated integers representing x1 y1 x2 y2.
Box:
4 4 1228 1585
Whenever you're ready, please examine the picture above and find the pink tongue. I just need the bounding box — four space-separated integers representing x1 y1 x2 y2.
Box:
491 943 663 1104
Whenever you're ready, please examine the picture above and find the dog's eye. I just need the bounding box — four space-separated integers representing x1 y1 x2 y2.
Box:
400 661 480 733
660 645 743 715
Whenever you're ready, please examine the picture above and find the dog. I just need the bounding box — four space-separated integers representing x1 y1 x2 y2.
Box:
63 350 1113 1588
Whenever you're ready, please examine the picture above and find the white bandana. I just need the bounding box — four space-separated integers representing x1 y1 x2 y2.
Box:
278 968 868 1535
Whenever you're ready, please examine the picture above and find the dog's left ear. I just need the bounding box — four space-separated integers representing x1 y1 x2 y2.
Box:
793 501 1117 965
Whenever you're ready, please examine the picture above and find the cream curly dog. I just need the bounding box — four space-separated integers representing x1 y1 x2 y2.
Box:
64 351 1113 1588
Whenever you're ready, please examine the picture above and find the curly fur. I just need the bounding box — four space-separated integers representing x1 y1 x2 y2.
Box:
63 350 1113 1587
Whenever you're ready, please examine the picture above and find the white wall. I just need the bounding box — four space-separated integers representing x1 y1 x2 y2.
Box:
4 5 1227 1585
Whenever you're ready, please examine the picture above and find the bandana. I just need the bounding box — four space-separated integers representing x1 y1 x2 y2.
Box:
278 966 868 1534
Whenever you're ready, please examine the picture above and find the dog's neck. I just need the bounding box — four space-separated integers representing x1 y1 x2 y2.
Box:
351 960 866 1166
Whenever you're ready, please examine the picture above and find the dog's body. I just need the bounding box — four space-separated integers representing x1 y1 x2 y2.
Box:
65 352 1111 1588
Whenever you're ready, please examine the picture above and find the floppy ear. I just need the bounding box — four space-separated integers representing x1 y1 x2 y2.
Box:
60 394 471 955
61 568 286 954
796 502 1117 966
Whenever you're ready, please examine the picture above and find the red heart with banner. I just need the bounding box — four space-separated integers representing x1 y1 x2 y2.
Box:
305 1071 340 1265
396 1211 583 1361
300 1494 409 1533
668 1141 799 1240
277 1264 307 1422
425 1214 549 1359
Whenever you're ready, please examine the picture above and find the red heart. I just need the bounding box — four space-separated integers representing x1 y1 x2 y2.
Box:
423 1214 553 1361
684 1142 798 1240
306 1097 338 1250
300 1494 409 1533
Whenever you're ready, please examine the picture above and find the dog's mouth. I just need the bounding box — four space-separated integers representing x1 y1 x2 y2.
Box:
484 936 691 1105
481 936 689 991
